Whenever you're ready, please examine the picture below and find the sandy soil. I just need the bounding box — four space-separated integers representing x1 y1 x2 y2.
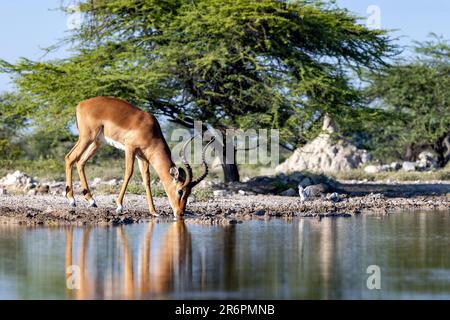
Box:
1 185 449 226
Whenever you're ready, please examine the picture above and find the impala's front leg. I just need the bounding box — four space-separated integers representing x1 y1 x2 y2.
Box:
137 159 158 216
65 138 92 207
116 147 135 213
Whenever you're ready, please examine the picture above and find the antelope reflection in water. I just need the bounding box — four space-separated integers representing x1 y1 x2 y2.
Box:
64 221 192 299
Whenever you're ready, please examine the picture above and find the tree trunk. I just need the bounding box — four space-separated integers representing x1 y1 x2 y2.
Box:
222 163 240 183
405 142 431 161
406 132 450 168
220 135 240 183
442 133 450 166
434 132 450 167
405 143 416 161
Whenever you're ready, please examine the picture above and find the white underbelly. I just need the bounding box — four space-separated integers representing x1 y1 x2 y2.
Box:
99 134 126 151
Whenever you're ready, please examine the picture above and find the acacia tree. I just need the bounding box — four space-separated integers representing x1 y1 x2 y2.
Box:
0 92 28 159
0 0 394 181
367 37 450 166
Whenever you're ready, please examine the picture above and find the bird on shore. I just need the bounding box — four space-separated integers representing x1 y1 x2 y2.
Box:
298 185 312 202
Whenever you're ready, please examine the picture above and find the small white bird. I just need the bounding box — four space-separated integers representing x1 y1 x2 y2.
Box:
298 185 311 203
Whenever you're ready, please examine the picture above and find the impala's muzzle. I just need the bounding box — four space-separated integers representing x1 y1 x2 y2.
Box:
174 208 185 218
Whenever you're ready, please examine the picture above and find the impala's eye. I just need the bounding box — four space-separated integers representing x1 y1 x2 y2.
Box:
177 189 183 197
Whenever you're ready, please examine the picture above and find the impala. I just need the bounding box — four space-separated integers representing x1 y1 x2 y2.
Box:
64 96 214 217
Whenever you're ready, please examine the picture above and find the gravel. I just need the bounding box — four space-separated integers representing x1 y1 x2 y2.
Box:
0 192 449 226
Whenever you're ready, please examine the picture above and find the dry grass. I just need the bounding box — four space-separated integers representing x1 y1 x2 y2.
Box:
2 158 450 187
0 158 216 181
330 168 450 182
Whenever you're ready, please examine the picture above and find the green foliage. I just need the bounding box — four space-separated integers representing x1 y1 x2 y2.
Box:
0 92 29 159
334 105 402 162
367 36 450 165
0 0 394 149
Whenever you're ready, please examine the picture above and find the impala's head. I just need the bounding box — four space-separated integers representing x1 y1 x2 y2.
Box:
167 137 215 218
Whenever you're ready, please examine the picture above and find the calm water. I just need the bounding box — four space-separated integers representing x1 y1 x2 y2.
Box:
1 212 450 300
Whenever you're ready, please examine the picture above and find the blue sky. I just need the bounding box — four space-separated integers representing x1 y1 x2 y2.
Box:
337 0 450 45
1 0 450 91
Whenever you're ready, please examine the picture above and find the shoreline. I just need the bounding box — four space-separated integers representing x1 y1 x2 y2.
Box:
0 191 449 226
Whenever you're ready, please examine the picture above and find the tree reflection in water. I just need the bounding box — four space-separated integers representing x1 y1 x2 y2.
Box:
1 213 450 299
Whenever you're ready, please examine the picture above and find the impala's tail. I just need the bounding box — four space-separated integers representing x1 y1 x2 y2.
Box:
74 103 80 131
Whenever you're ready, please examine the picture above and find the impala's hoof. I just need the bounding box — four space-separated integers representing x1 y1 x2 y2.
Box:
116 205 123 214
150 211 159 217
88 199 97 208
69 198 76 207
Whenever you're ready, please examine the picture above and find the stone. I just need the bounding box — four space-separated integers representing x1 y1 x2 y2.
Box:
255 209 266 216
416 160 428 171
369 193 384 199
213 190 229 197
298 177 313 188
0 188 7 195
360 152 372 164
364 165 382 174
238 190 246 195
197 180 211 188
187 195 196 204
23 183 37 192
402 161 416 172
27 189 37 196
326 192 341 202
418 151 437 162
107 179 118 186
280 188 297 197
37 184 50 194
415 151 439 170
429 160 439 169
304 183 329 197
93 177 102 185
50 182 64 188
278 174 289 184
0 170 35 186
287 172 305 183
381 164 392 172
390 162 401 170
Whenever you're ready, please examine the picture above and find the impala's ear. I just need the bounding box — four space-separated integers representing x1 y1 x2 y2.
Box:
169 167 186 183
169 167 179 181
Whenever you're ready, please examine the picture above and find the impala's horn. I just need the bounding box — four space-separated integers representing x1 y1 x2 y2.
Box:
180 136 215 188
189 137 215 188
180 135 195 186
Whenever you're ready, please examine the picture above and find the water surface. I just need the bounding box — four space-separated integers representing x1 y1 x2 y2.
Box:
1 211 450 299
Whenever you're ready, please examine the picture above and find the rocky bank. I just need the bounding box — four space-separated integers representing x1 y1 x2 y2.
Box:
1 186 449 226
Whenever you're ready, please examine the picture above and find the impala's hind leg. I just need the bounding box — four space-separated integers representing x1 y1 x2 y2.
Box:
77 140 100 207
65 137 92 207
